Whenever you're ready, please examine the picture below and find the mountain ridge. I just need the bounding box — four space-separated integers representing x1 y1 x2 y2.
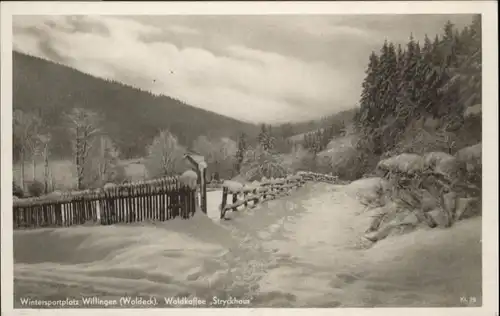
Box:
13 51 261 159
13 50 357 160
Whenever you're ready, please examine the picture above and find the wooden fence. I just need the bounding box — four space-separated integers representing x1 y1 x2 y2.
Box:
297 171 338 184
13 176 198 230
219 175 306 219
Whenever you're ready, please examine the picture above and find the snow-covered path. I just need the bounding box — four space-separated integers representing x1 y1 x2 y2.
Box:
250 183 482 307
14 183 481 307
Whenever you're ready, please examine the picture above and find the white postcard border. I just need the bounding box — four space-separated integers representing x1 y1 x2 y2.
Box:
1 1 498 316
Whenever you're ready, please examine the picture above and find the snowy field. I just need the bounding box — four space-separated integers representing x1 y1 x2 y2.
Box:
13 183 481 308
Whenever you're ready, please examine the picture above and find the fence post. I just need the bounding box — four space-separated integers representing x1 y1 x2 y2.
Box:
184 186 191 219
201 167 207 214
13 207 18 229
183 153 208 214
220 186 228 219
190 187 196 217
232 193 238 211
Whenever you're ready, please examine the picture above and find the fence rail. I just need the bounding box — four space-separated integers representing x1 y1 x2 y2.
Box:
13 176 198 230
297 171 338 183
219 175 306 219
14 170 340 228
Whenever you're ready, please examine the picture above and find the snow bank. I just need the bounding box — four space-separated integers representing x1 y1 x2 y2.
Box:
346 177 388 193
359 146 482 244
223 180 244 193
345 177 388 207
423 152 464 179
180 170 198 189
377 153 425 175
14 212 235 302
243 184 258 192
463 103 481 119
456 143 481 163
423 151 455 169
456 143 482 173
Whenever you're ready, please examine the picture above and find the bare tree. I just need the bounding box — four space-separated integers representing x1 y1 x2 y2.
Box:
98 135 120 183
13 110 41 190
37 133 52 194
85 134 121 187
193 136 216 162
193 136 237 180
193 136 216 178
145 130 185 178
217 137 237 177
28 134 46 182
65 108 100 190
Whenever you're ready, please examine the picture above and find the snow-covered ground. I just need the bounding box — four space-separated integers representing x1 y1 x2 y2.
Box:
206 190 224 221
13 183 481 307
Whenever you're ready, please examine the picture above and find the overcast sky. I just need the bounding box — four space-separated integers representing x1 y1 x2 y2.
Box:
13 14 474 123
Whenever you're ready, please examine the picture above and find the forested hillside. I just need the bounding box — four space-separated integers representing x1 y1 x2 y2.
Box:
13 51 259 160
283 108 358 141
276 16 482 182
355 17 481 158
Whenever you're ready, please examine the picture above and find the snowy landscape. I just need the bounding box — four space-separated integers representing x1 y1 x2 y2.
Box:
14 183 481 307
9 12 485 308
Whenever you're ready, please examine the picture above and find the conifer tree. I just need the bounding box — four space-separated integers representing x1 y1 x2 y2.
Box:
355 16 481 154
396 34 420 121
396 44 404 66
257 124 276 152
257 124 267 146
418 34 441 116
359 51 380 127
436 21 462 125
454 15 481 109
377 41 399 120
235 132 248 173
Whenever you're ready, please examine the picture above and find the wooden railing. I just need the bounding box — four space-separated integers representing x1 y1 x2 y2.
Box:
219 175 305 219
13 175 198 230
297 171 338 184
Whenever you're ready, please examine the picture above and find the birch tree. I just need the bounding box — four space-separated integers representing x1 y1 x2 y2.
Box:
28 134 45 182
97 135 120 183
66 108 100 190
37 133 52 194
193 136 237 180
13 110 41 190
145 130 185 177
83 134 121 187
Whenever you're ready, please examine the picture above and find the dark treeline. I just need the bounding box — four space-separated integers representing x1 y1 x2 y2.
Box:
301 108 356 153
355 16 481 155
249 107 356 156
281 109 356 139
